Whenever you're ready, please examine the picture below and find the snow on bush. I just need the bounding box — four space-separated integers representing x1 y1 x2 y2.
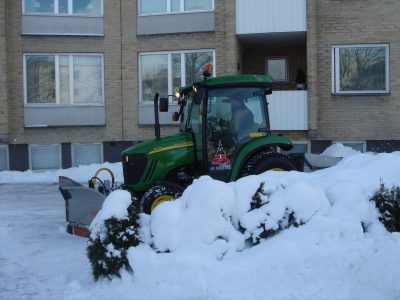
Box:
87 190 140 280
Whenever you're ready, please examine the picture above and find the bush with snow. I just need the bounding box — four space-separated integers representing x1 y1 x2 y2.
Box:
87 190 140 280
370 182 400 232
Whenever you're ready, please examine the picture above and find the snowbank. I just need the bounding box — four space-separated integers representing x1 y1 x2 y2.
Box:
83 151 400 299
0 162 123 184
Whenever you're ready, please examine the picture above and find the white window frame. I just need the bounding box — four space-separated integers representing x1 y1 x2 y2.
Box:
0 145 9 171
29 144 62 170
138 0 214 16
22 0 104 16
266 57 289 83
334 141 366 153
71 142 103 167
332 44 390 95
23 53 105 107
278 141 311 154
139 49 216 103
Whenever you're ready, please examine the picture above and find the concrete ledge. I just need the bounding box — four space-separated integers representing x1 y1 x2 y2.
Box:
22 15 104 36
24 105 106 127
137 11 214 35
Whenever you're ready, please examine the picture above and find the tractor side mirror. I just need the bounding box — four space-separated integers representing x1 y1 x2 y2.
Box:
159 97 169 112
172 112 179 122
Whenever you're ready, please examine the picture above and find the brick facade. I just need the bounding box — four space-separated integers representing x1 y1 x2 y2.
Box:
1 0 400 170
314 0 400 140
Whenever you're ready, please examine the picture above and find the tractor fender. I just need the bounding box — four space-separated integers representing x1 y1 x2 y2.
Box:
229 135 293 181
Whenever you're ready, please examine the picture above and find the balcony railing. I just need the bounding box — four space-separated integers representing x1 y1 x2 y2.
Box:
236 0 306 34
268 90 308 130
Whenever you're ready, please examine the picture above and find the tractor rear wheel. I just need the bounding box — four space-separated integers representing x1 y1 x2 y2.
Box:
239 152 296 178
141 185 182 215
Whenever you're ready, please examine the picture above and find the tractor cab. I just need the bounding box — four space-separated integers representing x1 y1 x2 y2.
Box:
177 81 272 181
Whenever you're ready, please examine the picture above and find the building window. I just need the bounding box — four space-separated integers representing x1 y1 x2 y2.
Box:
23 0 103 15
332 44 389 95
266 58 288 82
30 144 61 170
24 54 104 105
336 141 366 153
0 146 9 171
139 50 215 103
280 141 310 154
139 0 213 15
72 143 103 167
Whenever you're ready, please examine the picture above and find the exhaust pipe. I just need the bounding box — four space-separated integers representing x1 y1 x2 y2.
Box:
154 93 160 140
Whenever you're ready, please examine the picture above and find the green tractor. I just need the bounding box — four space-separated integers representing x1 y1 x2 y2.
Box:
122 73 296 214
59 72 297 236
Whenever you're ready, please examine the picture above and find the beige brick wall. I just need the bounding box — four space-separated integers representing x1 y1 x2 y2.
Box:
315 0 400 140
6 0 124 145
0 0 8 137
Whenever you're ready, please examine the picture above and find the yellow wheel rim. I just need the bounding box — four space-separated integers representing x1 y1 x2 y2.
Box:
151 195 174 212
270 168 285 171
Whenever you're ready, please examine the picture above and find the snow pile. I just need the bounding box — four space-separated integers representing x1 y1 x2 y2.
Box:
0 162 123 184
81 151 400 299
322 143 360 157
2 150 400 299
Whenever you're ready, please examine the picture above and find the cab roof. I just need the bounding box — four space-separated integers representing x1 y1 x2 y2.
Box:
178 74 273 95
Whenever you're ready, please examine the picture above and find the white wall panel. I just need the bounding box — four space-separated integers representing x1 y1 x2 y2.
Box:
268 91 308 130
236 0 306 34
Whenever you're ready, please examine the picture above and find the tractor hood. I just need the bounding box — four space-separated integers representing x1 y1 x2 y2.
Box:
121 132 195 193
122 132 194 157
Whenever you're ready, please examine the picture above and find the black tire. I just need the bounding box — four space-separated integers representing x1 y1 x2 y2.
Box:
141 185 182 215
239 152 296 178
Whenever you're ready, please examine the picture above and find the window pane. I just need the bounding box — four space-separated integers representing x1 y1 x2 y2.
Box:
185 0 212 11
73 56 103 104
73 144 102 167
141 54 168 102
59 0 69 13
0 148 8 171
26 55 56 103
343 143 364 153
185 52 213 85
339 47 386 92
31 145 60 170
267 59 287 82
171 0 180 11
59 56 70 104
282 143 309 154
72 0 101 15
172 53 181 95
24 0 54 13
140 0 166 14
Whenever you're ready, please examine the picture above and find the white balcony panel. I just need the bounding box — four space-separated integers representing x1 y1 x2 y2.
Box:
236 0 306 34
268 91 308 130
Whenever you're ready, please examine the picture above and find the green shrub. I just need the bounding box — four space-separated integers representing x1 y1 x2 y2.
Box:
87 202 141 281
370 183 400 232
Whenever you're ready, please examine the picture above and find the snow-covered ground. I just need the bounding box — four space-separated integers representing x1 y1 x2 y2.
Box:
1 146 400 300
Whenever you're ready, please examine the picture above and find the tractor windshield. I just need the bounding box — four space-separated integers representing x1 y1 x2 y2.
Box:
206 86 269 181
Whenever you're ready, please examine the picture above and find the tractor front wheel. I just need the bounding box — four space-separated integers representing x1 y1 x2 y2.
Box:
239 152 296 178
141 185 182 215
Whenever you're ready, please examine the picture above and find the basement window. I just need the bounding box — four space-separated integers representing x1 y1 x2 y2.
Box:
280 141 310 154
72 143 103 167
30 144 61 170
0 146 9 171
335 141 366 153
332 44 389 95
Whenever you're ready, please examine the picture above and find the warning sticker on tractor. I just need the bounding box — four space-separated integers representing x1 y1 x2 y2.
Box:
210 140 232 171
